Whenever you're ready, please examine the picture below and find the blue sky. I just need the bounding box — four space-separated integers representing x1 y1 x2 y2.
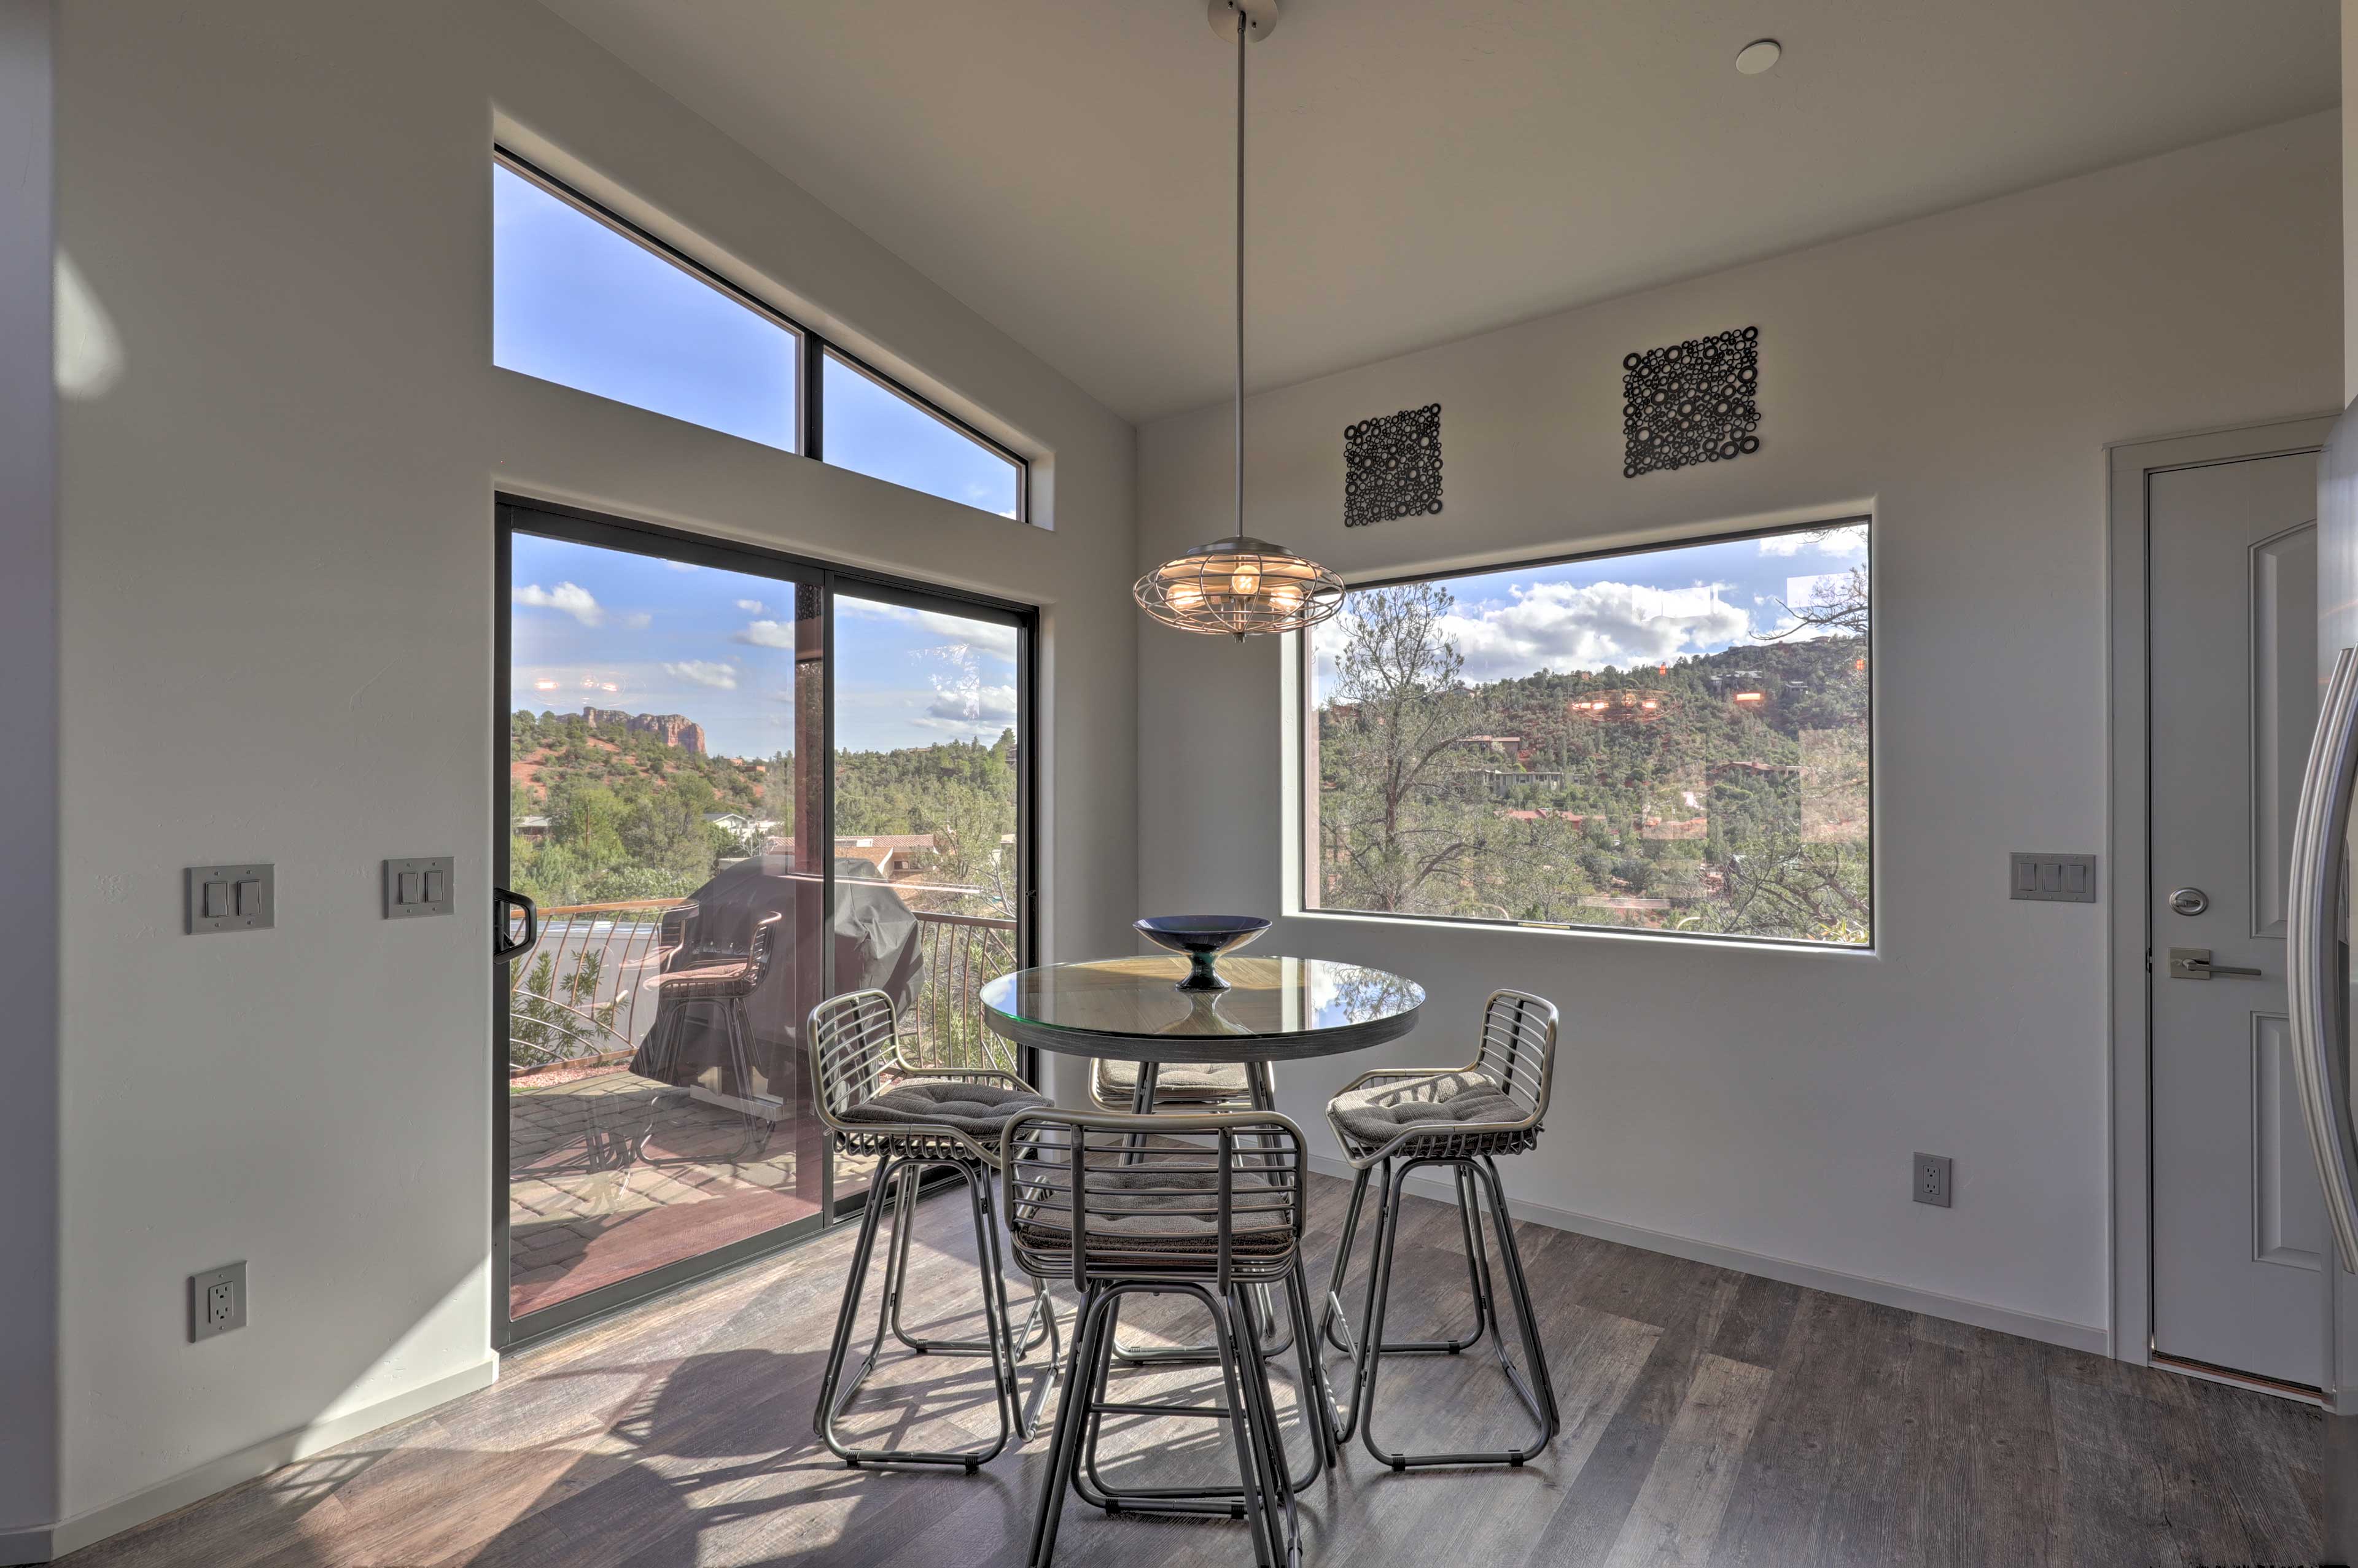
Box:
493 163 1018 518
512 534 1017 757
1312 522 1867 701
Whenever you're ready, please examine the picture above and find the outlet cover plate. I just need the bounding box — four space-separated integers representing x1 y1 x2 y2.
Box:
1913 1152 1954 1208
383 856 454 918
190 1260 247 1341
187 864 273 934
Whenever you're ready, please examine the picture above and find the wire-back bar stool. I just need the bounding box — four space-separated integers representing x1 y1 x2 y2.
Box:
1006 1107 1312 1568
1319 988 1563 1470
807 988 1059 1472
1088 1055 1299 1369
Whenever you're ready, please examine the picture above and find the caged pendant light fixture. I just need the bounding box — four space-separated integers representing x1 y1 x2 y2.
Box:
1134 0 1345 640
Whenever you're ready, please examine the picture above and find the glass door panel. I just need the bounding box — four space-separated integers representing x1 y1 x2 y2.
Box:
828 592 1028 1206
500 520 825 1332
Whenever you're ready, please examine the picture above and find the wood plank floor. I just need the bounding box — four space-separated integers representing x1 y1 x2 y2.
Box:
62 1174 2322 1567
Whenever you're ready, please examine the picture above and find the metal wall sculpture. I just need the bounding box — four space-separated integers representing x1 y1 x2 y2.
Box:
1344 403 1444 528
1622 326 1761 477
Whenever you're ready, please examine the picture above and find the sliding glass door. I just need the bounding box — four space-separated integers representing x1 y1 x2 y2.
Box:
494 497 1031 1346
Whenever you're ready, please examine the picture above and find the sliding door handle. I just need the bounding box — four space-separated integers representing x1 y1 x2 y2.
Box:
493 887 539 964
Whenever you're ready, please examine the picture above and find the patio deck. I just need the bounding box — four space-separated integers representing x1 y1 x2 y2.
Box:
507 1066 825 1317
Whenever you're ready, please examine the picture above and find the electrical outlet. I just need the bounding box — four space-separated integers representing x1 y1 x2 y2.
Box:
190 1261 246 1342
1913 1152 1953 1209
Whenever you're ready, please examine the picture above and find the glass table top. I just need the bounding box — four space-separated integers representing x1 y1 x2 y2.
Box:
979 955 1425 1060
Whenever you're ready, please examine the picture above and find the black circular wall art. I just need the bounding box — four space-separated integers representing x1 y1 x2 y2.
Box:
1622 326 1761 478
1344 403 1444 528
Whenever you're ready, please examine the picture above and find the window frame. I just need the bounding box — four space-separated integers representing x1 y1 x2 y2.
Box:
493 147 1031 524
817 345 1027 522
1296 514 1877 954
492 492 1040 1351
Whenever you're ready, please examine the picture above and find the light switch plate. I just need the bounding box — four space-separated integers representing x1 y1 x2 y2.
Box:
189 1260 246 1341
187 864 273 934
2009 852 2096 903
384 856 453 918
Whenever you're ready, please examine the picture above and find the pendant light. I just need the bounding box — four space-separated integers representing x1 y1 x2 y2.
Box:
1135 0 1345 640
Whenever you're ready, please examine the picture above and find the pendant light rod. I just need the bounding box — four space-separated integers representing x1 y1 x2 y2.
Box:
1135 0 1340 642
1233 13 1246 543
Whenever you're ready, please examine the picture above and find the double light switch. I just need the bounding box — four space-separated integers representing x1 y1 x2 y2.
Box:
384 856 454 918
187 864 273 933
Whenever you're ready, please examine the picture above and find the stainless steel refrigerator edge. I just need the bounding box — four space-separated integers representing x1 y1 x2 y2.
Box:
2300 395 2358 1562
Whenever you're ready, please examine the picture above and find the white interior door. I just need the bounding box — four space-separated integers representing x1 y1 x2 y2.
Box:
2150 450 2324 1388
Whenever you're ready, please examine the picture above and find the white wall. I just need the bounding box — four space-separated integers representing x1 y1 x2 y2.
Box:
42 0 1135 1545
1137 113 2340 1345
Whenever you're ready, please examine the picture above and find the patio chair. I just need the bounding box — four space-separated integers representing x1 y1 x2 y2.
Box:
636 907 779 1162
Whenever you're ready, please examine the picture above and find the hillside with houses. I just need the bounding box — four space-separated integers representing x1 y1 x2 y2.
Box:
508 705 1016 914
1313 589 1869 944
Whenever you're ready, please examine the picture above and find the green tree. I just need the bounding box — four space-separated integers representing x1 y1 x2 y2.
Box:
1318 583 1493 913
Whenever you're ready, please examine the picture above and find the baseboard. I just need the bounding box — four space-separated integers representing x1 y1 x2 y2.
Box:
1308 1155 2111 1359
0 1356 499 1566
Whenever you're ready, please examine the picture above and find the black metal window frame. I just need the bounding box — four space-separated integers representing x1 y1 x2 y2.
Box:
493 147 1032 525
1296 513 1877 954
494 492 1040 1351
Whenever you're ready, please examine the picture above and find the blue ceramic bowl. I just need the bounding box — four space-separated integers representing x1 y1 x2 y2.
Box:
1135 915 1272 992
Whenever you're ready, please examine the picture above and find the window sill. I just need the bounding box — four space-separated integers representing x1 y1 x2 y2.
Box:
1283 906 1880 960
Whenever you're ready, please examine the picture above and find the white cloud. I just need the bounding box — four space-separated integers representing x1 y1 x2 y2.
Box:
733 619 798 649
925 681 1018 725
620 611 652 631
1438 580 1751 681
1758 524 1868 559
736 599 766 614
513 581 605 627
924 613 1019 661
663 660 739 690
839 599 1018 662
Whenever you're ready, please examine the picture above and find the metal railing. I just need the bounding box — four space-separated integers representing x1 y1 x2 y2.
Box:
504 896 1018 1079
899 909 1019 1075
506 899 680 1074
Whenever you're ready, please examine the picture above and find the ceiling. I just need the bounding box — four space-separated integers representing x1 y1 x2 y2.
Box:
542 0 2338 425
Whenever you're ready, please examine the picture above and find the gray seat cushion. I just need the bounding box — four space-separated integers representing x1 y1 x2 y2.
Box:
1327 1071 1526 1150
840 1078 1049 1139
1095 1057 1250 1099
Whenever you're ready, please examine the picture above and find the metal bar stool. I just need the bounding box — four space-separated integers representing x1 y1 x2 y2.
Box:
1092 1056 1297 1368
808 989 1059 1472
1320 989 1563 1470
1008 1107 1311 1568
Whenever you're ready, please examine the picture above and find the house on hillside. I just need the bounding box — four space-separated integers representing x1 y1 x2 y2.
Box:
833 834 938 880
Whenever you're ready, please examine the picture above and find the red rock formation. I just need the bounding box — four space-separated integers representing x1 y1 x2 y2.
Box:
583 707 707 755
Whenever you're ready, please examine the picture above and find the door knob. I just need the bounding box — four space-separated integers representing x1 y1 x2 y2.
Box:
2166 947 2263 980
2168 887 2208 916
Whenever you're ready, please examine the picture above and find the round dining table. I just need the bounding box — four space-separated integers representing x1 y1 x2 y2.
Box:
980 951 1425 1477
978 952 1426 1114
